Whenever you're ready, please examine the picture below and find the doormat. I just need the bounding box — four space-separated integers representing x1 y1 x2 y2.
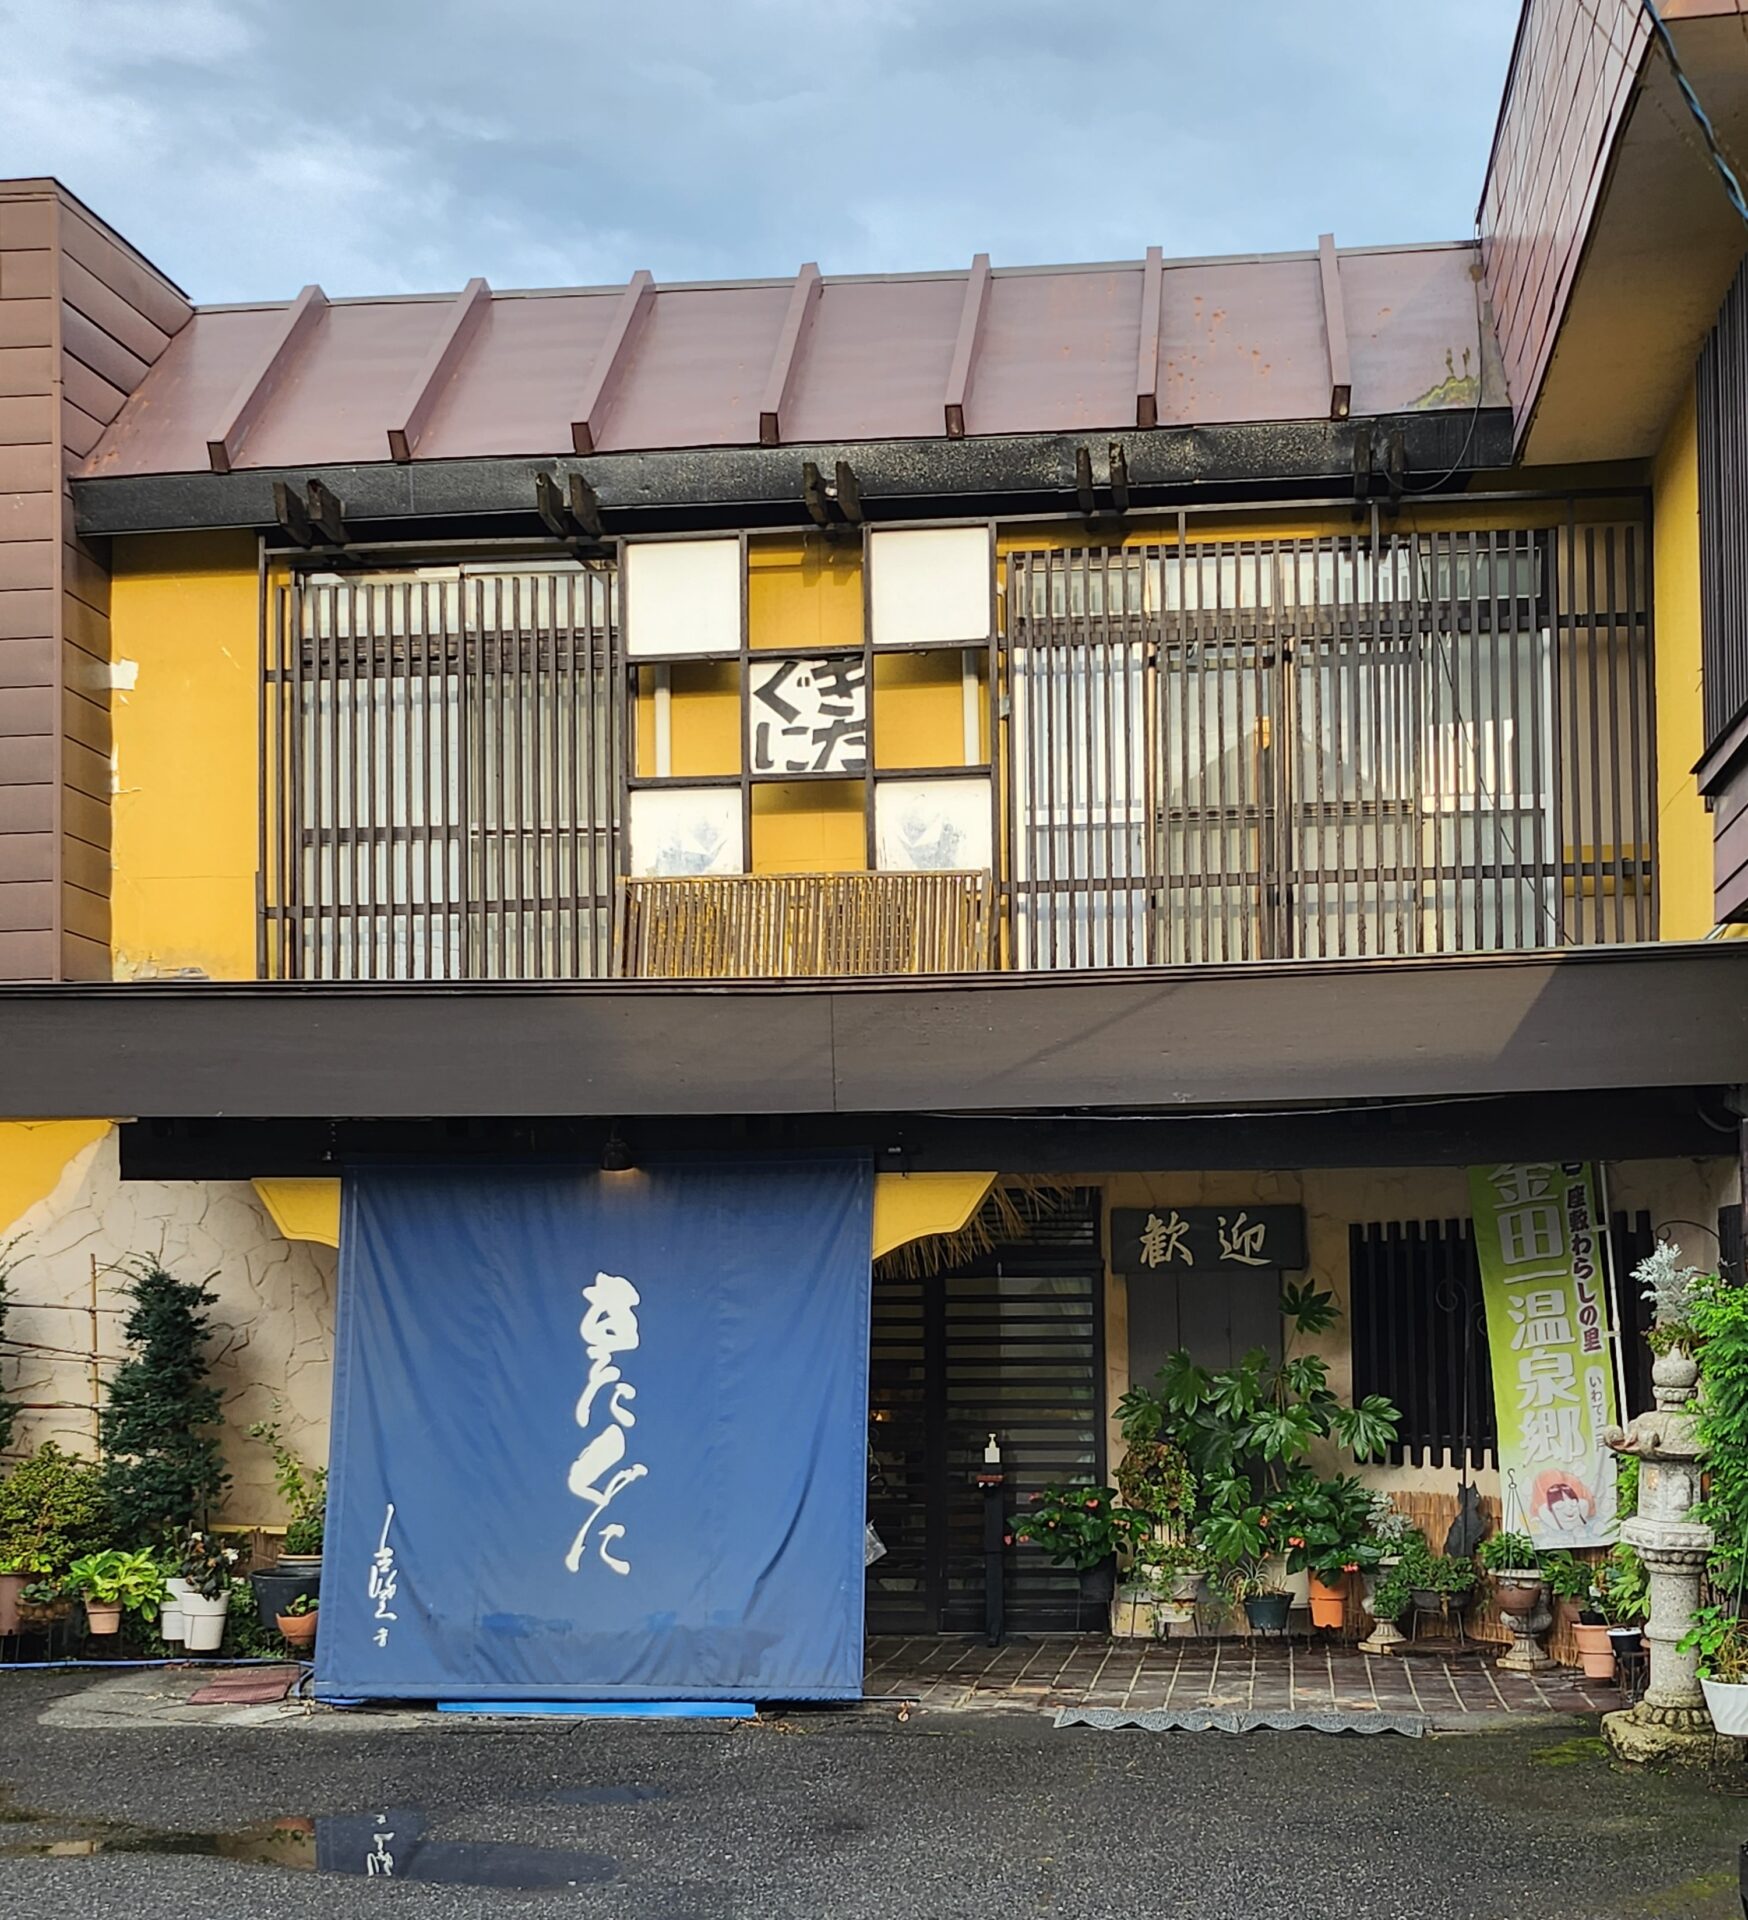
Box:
1055 1706 1428 1737
186 1667 300 1706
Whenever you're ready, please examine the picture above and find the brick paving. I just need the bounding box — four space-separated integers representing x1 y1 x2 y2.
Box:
863 1634 1617 1727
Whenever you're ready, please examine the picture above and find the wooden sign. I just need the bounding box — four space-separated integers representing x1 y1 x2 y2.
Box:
1111 1205 1306 1275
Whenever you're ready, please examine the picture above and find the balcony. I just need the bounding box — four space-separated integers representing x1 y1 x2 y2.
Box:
258 507 1654 982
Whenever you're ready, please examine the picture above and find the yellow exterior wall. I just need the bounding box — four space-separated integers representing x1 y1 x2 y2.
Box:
752 780 865 872
747 535 862 651
1650 380 1715 939
0 1121 114 1233
110 532 260 981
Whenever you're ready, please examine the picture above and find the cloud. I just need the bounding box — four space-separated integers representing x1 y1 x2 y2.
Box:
0 0 1520 302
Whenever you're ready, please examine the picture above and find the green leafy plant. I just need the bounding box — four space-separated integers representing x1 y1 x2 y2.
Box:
279 1592 318 1618
0 1442 111 1575
1541 1552 1594 1601
1477 1530 1540 1574
1270 1472 1380 1581
1678 1604 1748 1684
1690 1271 1748 1598
1370 1562 1414 1623
1590 1543 1648 1626
1399 1533 1476 1598
65 1548 166 1621
246 1420 327 1556
100 1260 229 1546
1014 1485 1154 1573
1123 1283 1401 1597
176 1529 238 1601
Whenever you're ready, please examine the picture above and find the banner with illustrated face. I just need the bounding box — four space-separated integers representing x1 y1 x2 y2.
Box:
316 1158 873 1701
1468 1162 1619 1550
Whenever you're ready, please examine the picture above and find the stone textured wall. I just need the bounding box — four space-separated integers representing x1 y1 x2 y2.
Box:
2 1127 335 1525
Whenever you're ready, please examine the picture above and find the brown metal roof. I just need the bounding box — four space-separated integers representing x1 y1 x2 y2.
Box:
80 243 1503 480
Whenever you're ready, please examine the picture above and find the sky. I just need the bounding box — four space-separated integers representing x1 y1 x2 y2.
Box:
0 0 1523 305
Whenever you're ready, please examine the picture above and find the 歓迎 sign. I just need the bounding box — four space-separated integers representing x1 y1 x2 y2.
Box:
1468 1162 1619 1549
1111 1206 1306 1275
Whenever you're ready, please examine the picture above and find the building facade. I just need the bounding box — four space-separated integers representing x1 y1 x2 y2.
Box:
4 0 1748 1659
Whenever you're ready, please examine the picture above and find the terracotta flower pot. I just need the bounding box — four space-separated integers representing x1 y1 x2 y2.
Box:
276 1609 318 1651
1571 1620 1616 1682
0 1572 26 1637
1492 1571 1544 1617
1306 1572 1348 1629
83 1602 123 1635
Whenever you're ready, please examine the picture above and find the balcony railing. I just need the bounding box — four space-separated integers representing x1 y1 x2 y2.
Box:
619 871 994 978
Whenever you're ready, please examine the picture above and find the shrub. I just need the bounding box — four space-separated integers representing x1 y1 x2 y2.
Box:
0 1443 111 1574
99 1260 229 1545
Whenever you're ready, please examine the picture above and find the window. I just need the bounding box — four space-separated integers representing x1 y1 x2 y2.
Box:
263 566 619 981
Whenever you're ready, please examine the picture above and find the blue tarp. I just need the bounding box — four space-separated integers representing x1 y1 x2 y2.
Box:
314 1158 873 1702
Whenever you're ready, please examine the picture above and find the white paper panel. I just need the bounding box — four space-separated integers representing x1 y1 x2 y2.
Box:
749 657 869 774
625 540 741 657
876 777 992 873
630 786 743 876
869 527 990 646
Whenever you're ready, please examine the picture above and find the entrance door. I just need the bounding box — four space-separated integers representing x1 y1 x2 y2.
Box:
867 1198 1104 1635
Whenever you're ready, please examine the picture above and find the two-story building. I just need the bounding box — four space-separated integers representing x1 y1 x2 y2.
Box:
3 0 1748 1690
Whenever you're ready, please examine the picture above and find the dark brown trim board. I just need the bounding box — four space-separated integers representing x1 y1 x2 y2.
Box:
2 941 1745 1120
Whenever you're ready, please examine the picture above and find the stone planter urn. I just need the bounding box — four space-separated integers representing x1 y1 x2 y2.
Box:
1601 1344 1724 1767
1358 1565 1406 1657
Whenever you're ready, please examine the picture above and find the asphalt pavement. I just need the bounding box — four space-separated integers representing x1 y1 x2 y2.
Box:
0 1672 1740 1919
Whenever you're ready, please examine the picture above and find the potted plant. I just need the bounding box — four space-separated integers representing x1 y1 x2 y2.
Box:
1680 1605 1748 1738
1014 1484 1153 1618
276 1592 319 1652
246 1421 326 1629
65 1548 165 1637
1477 1530 1543 1615
15 1577 73 1630
176 1531 237 1652
1542 1550 1593 1632
1276 1473 1376 1630
1400 1535 1476 1621
1199 1492 1292 1633
0 1442 111 1636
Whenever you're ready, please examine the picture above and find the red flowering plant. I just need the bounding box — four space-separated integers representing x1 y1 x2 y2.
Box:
1013 1484 1154 1573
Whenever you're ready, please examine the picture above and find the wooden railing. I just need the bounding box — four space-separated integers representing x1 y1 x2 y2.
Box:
618 871 994 979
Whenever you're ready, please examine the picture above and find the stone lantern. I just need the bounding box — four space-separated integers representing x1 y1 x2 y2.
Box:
1601 1343 1717 1766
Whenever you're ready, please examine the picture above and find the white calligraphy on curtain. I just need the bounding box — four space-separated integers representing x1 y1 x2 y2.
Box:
564 1271 648 1576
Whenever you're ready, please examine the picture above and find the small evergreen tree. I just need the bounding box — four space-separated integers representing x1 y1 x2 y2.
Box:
99 1259 229 1545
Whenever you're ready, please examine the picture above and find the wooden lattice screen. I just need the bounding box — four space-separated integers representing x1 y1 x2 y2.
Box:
617 870 994 979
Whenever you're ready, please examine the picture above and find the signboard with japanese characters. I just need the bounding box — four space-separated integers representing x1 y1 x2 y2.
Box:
1111 1205 1306 1275
749 656 868 774
1468 1162 1619 1549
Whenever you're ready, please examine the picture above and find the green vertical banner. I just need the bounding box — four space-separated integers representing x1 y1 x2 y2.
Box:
1468 1162 1619 1549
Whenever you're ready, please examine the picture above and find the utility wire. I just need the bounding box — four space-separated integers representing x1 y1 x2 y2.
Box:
1642 0 1748 228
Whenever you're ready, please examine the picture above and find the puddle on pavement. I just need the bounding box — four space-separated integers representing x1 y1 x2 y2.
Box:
0 1807 617 1892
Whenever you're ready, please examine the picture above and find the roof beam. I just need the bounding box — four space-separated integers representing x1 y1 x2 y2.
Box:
571 270 656 457
387 277 490 463
1318 233 1352 422
758 263 822 448
1136 245 1164 429
943 253 991 439
205 283 327 475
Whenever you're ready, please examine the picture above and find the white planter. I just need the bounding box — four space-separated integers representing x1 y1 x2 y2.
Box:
1702 1675 1748 1739
180 1592 229 1653
160 1577 193 1645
